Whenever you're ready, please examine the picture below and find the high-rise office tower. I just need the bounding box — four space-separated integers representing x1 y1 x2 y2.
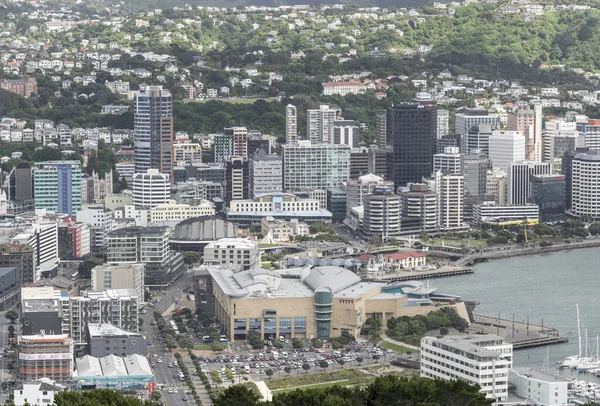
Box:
33 161 82 216
307 105 337 143
433 147 461 175
455 109 499 136
375 110 387 149
507 109 537 161
224 127 248 159
286 104 298 144
134 86 174 181
332 120 360 148
488 130 526 171
533 102 543 161
387 102 437 190
507 161 551 205
434 170 465 231
463 124 493 156
461 151 489 220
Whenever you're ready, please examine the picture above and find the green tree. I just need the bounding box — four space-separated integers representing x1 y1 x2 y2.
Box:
54 389 160 406
77 256 103 279
5 309 18 324
183 251 201 265
273 340 284 349
213 385 260 406
284 366 291 376
337 359 345 369
318 360 329 371
32 147 62 162
355 356 364 367
247 329 263 350
588 222 600 236
291 338 304 349
150 391 162 401
212 343 227 353
265 368 274 379
302 363 311 374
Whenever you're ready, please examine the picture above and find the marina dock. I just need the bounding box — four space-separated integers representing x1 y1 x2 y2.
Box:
373 266 474 282
469 314 568 349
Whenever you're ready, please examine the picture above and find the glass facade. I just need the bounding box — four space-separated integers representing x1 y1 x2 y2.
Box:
293 317 306 333
264 317 276 337
249 318 261 331
279 317 292 335
234 318 247 337
315 290 333 339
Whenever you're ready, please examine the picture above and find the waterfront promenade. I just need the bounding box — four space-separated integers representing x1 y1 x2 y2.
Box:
454 238 600 266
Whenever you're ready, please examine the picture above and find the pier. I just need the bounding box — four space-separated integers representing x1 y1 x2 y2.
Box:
373 266 474 282
469 314 568 349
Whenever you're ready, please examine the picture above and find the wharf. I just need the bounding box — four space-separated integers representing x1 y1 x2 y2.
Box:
469 314 568 349
373 266 474 282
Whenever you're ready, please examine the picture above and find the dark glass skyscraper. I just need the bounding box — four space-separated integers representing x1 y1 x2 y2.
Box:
134 86 174 181
387 102 437 190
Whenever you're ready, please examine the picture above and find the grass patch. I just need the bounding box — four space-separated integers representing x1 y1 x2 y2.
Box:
192 344 212 350
265 369 366 390
261 262 273 269
379 340 417 355
259 243 280 248
272 379 358 394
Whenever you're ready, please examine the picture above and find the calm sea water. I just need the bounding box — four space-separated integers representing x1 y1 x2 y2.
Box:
436 247 600 381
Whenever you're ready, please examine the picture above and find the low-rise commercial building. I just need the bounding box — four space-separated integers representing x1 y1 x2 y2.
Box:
73 354 153 390
149 200 215 223
260 217 309 243
203 238 260 270
205 265 468 341
86 323 147 357
473 203 539 226
227 192 333 225
420 335 512 403
382 252 427 270
508 368 574 406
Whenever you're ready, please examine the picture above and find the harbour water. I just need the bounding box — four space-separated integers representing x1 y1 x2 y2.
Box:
436 247 600 381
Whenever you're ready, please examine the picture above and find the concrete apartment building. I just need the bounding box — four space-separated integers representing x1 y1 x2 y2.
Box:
91 263 145 300
307 105 337 143
76 207 113 253
203 238 260 271
420 335 513 403
106 226 183 286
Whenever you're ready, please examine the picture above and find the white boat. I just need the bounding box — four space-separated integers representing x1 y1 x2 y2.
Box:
560 304 583 369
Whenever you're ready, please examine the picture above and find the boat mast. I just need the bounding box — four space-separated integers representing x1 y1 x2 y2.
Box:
577 303 582 358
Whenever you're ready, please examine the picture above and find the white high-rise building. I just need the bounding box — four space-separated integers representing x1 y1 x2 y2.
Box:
132 169 170 208
433 147 461 175
434 170 465 230
570 153 600 220
542 119 583 172
248 149 282 199
533 101 543 162
285 104 297 145
345 174 394 219
307 105 337 143
421 334 513 403
507 161 551 205
488 130 526 171
282 141 350 192
436 109 449 139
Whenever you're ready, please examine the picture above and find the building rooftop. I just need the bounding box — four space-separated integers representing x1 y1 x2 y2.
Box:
87 323 141 338
205 238 257 250
75 354 152 378
428 334 509 358
511 367 571 383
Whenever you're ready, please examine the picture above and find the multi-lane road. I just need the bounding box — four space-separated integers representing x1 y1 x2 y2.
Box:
141 271 196 406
